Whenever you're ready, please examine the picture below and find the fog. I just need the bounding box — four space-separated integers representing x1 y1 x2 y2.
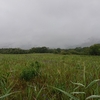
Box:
0 0 100 49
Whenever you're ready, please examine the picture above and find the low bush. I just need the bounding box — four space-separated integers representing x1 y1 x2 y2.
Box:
20 61 41 81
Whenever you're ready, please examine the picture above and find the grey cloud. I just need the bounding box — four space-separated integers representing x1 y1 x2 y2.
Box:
0 0 100 49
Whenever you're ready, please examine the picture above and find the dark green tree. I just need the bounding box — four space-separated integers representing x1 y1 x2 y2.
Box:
89 44 100 55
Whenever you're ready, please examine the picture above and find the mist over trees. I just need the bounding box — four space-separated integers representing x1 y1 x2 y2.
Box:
0 44 100 55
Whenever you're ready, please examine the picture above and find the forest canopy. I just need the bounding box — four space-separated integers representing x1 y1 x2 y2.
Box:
0 44 100 55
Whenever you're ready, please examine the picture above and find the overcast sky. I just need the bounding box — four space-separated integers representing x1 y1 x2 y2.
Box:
0 0 100 49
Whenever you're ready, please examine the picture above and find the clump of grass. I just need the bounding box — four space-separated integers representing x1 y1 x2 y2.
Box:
20 61 41 81
0 72 20 99
50 66 100 100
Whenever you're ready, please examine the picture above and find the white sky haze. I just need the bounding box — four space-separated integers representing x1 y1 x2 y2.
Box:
0 0 100 48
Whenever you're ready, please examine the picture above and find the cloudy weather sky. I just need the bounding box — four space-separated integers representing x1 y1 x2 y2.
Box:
0 0 100 49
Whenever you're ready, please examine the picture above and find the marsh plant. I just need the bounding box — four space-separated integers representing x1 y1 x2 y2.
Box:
1 54 100 100
20 61 41 81
52 66 100 100
0 72 19 99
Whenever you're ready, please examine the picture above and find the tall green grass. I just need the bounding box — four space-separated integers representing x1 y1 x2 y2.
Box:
0 54 100 99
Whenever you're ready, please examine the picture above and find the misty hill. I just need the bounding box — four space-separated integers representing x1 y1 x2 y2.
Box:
80 38 100 47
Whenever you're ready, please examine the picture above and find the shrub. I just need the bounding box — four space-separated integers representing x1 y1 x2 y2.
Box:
20 61 41 81
61 50 67 55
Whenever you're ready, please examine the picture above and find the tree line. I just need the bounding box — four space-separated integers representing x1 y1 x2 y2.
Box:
0 44 100 55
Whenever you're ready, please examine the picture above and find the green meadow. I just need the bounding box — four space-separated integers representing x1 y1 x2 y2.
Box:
0 54 100 100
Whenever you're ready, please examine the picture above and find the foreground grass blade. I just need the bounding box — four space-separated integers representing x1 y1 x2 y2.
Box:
0 91 20 99
86 79 100 89
49 86 79 100
36 85 44 99
83 65 86 86
73 86 80 91
86 95 100 100
71 81 85 87
71 92 86 95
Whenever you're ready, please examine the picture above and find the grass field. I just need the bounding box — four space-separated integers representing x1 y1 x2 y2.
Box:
0 54 100 100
